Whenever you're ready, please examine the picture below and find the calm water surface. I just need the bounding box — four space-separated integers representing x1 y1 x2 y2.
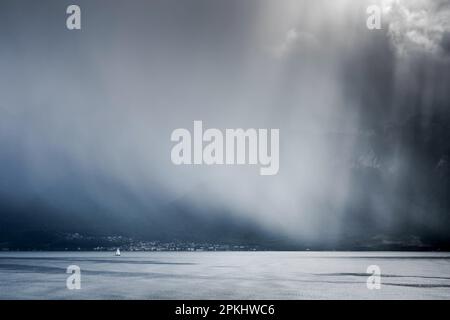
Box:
1 251 450 299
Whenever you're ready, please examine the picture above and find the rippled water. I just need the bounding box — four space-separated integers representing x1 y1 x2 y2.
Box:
1 251 450 299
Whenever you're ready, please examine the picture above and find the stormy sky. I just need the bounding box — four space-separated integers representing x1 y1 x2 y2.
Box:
1 0 450 248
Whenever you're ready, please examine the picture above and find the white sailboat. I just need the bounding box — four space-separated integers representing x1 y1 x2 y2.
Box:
115 248 121 256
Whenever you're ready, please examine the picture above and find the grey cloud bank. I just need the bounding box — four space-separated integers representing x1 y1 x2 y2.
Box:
0 0 450 249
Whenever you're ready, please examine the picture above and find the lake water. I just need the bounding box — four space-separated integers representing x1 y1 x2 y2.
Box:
1 251 450 299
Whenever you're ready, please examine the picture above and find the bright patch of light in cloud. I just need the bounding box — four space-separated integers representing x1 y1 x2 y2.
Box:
382 0 450 57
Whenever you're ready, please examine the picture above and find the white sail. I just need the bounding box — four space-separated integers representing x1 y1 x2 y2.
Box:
115 249 121 256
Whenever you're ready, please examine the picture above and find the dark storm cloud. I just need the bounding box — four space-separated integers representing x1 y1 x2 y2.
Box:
1 0 450 248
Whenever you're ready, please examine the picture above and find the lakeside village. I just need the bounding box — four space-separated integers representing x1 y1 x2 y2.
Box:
92 237 259 252
0 233 260 252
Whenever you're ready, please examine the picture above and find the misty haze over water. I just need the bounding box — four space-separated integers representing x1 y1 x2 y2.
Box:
0 0 450 251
